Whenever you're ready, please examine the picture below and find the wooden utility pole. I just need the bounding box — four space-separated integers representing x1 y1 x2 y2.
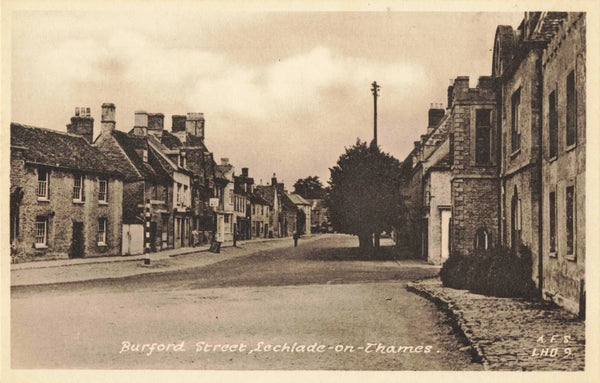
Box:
371 81 380 147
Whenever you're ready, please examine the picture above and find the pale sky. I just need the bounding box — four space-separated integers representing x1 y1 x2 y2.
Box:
10 9 523 188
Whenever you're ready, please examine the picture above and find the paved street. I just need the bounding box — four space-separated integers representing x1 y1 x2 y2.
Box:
11 234 481 370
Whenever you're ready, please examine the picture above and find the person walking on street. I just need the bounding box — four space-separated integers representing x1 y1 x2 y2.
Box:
293 230 299 247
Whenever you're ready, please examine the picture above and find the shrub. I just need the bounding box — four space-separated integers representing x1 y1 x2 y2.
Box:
441 245 537 298
440 253 470 289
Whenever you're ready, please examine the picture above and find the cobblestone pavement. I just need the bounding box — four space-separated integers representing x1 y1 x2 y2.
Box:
407 278 585 371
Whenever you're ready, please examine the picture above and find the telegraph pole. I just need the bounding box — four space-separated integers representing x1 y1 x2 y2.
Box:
371 81 380 147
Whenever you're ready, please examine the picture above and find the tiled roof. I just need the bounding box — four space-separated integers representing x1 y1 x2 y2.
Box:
280 192 298 211
249 190 270 206
110 130 158 180
288 193 310 205
11 123 121 176
254 185 274 206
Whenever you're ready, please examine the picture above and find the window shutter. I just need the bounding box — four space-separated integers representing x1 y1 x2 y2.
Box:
106 178 109 202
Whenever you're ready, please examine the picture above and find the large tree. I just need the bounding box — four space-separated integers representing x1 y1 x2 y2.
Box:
293 176 325 199
325 139 403 250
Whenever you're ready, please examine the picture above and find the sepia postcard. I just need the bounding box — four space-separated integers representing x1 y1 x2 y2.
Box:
2 1 599 382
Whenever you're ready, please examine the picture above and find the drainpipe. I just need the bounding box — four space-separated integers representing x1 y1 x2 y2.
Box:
536 52 544 298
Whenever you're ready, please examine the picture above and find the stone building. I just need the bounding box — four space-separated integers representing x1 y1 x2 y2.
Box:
255 174 284 238
396 105 450 263
154 113 216 246
214 158 235 242
307 198 328 232
10 121 123 263
447 76 500 257
233 168 253 240
95 105 192 254
417 12 586 315
250 190 270 238
288 193 311 235
539 13 586 314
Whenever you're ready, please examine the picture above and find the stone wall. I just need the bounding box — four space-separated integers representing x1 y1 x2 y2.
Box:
540 13 586 314
448 77 499 256
11 159 123 262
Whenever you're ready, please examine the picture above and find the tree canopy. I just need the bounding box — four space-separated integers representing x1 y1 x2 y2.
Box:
293 176 325 200
325 139 403 249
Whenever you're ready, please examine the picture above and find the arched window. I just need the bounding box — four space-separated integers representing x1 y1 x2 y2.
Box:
474 227 490 250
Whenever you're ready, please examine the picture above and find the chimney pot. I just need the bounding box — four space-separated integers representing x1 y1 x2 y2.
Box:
221 158 229 165
67 106 94 144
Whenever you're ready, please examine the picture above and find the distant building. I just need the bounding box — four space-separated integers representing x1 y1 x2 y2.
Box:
214 158 235 242
288 194 311 235
10 121 123 263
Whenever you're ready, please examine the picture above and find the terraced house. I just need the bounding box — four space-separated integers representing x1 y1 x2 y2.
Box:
95 104 192 254
10 121 123 263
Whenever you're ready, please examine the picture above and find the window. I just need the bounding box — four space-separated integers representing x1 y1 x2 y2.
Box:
474 228 489 250
35 217 47 247
511 88 521 153
549 191 556 254
224 215 229 224
176 183 182 203
183 185 188 206
566 185 575 257
566 70 577 147
229 190 233 204
99 178 108 203
549 90 558 158
73 174 84 201
37 169 49 199
475 109 492 164
98 218 107 245
143 149 148 163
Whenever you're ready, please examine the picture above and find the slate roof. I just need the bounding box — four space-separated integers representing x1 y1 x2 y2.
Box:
280 192 298 211
254 185 275 206
11 123 121 176
160 130 208 152
288 193 310 206
249 191 269 206
110 130 158 181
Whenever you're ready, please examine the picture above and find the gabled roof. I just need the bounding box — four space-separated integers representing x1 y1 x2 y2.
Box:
110 130 158 181
288 193 310 206
254 185 275 206
280 192 298 211
249 190 270 206
160 130 209 152
11 123 121 176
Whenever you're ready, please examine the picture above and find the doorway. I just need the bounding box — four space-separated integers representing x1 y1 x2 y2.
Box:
70 221 85 258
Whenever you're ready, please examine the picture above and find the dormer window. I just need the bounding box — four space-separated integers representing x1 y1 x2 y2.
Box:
143 149 148 163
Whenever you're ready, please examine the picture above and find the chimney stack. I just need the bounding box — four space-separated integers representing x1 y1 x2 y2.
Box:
242 167 249 177
271 173 277 187
67 106 94 144
186 112 205 139
133 111 148 136
427 106 445 134
221 158 229 166
101 103 116 135
147 113 164 138
172 115 186 132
